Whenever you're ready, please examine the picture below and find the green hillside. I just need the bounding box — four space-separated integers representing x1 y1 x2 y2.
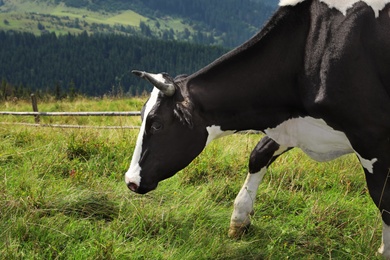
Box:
0 0 149 36
0 0 279 97
0 0 277 48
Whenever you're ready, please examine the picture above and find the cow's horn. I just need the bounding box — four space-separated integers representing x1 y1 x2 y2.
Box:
132 70 176 96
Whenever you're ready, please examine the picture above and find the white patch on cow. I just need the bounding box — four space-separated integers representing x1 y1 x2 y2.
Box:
319 0 390 17
274 145 290 156
279 0 305 6
378 221 390 258
264 117 378 173
125 87 160 186
356 153 378 174
265 117 352 161
279 0 390 17
205 125 235 145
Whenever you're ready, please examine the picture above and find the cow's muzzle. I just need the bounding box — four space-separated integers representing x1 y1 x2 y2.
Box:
127 182 139 193
126 181 157 194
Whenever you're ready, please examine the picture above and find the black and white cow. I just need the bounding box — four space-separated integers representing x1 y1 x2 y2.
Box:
125 0 390 257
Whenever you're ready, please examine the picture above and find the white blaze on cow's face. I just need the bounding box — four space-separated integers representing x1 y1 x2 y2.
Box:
125 87 160 190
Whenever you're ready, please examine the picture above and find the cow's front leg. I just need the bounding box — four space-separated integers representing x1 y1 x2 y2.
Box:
379 222 390 259
360 153 390 258
228 169 266 238
229 136 290 238
371 170 390 259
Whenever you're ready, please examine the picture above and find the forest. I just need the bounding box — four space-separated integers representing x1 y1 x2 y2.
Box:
0 31 227 99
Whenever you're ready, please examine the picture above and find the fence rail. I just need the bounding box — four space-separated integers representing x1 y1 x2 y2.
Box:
0 111 141 116
0 94 143 129
0 111 142 129
0 94 259 133
0 122 140 129
0 111 261 133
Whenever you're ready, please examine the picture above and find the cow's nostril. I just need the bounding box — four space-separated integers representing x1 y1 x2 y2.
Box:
127 182 139 192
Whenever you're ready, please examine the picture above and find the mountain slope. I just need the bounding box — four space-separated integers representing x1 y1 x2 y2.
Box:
0 0 281 97
0 0 279 48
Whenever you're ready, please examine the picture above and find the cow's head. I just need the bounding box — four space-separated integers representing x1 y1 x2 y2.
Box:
125 71 208 194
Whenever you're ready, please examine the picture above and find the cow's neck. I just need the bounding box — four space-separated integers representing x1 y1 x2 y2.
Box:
187 3 310 132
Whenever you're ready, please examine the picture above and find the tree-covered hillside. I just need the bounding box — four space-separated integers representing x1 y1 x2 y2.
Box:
0 31 227 98
0 0 280 98
136 0 275 47
1 0 277 48
69 0 276 47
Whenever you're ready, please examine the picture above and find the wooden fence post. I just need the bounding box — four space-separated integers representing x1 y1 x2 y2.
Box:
30 93 40 123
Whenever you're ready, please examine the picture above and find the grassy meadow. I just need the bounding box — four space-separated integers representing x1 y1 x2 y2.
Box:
0 97 384 259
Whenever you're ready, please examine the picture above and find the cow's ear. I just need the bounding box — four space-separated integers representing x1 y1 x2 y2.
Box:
174 99 194 128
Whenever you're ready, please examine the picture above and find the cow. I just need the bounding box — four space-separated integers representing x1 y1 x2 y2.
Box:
125 0 390 257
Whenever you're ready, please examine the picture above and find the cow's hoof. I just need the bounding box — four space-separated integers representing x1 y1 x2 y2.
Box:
378 243 390 259
228 223 251 239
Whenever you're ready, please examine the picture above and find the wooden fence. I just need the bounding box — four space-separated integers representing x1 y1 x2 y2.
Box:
0 94 141 129
0 111 141 117
1 94 260 133
0 122 140 129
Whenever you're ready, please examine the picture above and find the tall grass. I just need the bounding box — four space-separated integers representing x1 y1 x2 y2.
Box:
0 98 383 259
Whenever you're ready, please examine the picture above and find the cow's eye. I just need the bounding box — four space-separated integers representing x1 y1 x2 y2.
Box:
151 121 163 133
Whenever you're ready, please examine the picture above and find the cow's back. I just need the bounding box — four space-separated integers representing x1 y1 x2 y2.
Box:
302 1 390 128
371 4 390 92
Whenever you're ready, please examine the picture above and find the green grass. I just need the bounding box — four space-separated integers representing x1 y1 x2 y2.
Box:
0 97 384 259
106 11 147 27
